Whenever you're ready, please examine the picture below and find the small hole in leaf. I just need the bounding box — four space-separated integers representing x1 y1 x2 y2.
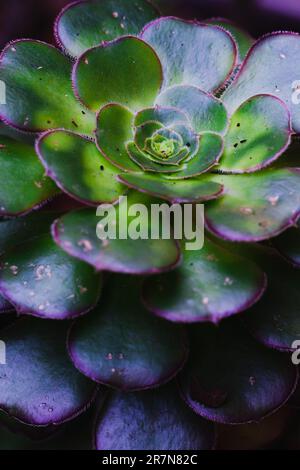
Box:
240 139 247 144
236 123 240 127
233 143 238 148
81 111 86 115
116 147 120 152
100 165 104 171
186 142 191 147
72 120 78 128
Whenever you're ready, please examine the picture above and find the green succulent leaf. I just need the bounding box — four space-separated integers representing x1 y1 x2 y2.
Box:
140 17 237 91
52 193 181 274
143 237 266 323
179 320 297 424
0 234 102 320
55 0 159 58
134 106 189 128
118 172 224 203
73 36 162 112
0 137 58 216
95 384 215 450
126 142 182 173
205 18 254 62
0 40 95 133
156 85 228 134
37 130 126 205
0 318 98 425
206 168 300 242
68 275 187 390
219 95 291 173
223 32 300 133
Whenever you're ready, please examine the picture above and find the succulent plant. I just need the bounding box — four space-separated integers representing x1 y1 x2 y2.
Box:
0 0 300 451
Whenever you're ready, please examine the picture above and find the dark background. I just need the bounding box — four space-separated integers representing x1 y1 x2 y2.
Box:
0 0 300 49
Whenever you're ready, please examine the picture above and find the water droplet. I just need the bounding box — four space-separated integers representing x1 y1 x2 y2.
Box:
10 265 18 275
48 407 53 413
112 11 119 18
280 53 286 59
202 297 209 305
268 195 279 206
106 353 113 360
224 277 233 286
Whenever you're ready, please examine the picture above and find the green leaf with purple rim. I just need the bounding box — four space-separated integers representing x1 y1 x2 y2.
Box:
134 106 189 128
219 95 291 173
0 137 58 216
156 85 228 134
55 0 159 58
179 320 297 424
68 275 187 390
223 32 300 133
0 318 98 425
95 384 215 450
143 237 266 323
52 193 181 274
206 168 300 242
0 40 95 133
140 17 237 91
0 234 102 320
37 130 126 205
73 36 162 112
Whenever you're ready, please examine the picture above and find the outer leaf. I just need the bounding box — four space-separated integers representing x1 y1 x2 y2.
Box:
68 275 187 390
143 237 266 323
179 320 297 424
140 17 237 92
0 137 58 216
95 384 215 450
118 172 224 203
223 32 300 133
156 85 228 134
0 234 102 320
206 168 300 242
0 40 95 133
272 221 300 267
52 193 181 274
37 130 126 205
219 95 291 173
0 318 98 425
73 36 162 112
55 0 159 58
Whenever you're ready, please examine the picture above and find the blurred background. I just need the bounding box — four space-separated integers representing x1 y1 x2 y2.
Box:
0 0 300 49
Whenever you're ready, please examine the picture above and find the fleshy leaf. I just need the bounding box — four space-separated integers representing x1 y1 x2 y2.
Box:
140 17 237 92
0 234 102 320
118 172 224 203
95 384 215 450
134 106 189 128
126 142 182 173
272 221 300 267
96 103 139 172
55 0 159 58
37 130 126 205
219 95 291 173
0 318 98 425
205 168 300 242
223 32 300 133
52 193 181 274
205 18 254 62
0 40 95 133
143 237 266 323
0 137 58 216
179 320 297 424
68 275 187 390
73 36 162 112
156 85 228 134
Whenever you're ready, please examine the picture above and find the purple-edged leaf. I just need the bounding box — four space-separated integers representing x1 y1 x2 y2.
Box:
134 106 189 128
118 172 224 203
0 137 58 216
0 318 98 426
156 85 228 134
96 103 139 172
0 40 95 133
0 234 102 320
272 221 300 267
168 133 223 179
69 275 187 390
143 237 266 323
205 18 254 63
73 36 162 112
241 245 300 351
55 0 159 58
223 32 300 133
179 320 297 424
206 168 300 242
37 130 126 205
0 296 12 314
219 95 291 173
95 383 215 450
52 193 181 275
140 17 237 92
